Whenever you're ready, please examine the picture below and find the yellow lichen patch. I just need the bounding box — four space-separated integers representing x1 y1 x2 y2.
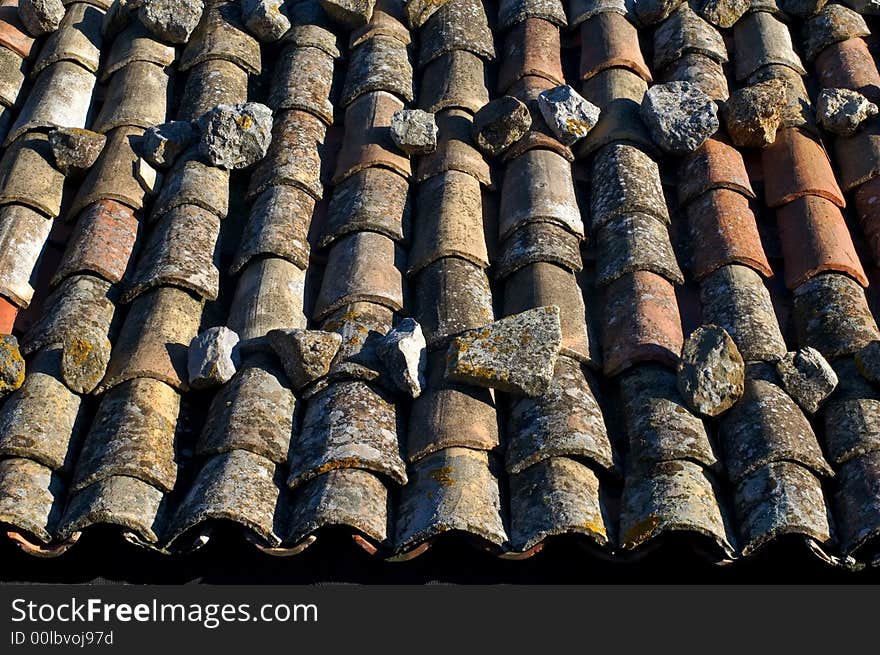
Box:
0 339 24 391
621 515 661 549
312 457 365 476
65 337 93 368
429 466 455 486
565 118 590 136
237 114 254 130
583 518 607 539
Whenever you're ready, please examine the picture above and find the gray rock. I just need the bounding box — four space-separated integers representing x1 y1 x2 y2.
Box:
142 121 197 169
377 317 426 398
188 326 241 389
695 0 748 27
817 88 879 137
445 305 562 397
138 0 204 44
18 0 64 37
0 335 24 395
242 0 290 42
537 85 601 146
677 325 745 417
267 328 342 390
721 79 787 148
856 340 880 384
640 81 719 155
197 102 273 170
48 128 107 175
776 347 838 414
390 109 438 156
471 96 531 157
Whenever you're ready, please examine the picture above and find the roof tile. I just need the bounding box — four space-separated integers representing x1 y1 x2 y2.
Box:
0 457 63 544
318 301 393 387
33 2 104 76
596 212 684 287
417 0 494 68
0 45 24 108
823 358 880 467
70 127 146 217
227 257 308 342
833 450 880 557
0 203 51 307
814 37 880 104
180 1 261 75
579 12 652 82
494 220 583 280
567 0 628 27
835 120 880 192
504 75 574 162
102 21 176 81
177 58 250 121
93 61 169 134
802 4 869 62
498 18 564 94
0 0 35 58
415 108 490 185
660 51 729 101
417 50 489 114
678 137 755 206
654 4 728 71
250 109 328 200
268 44 335 125
500 0 566 29
591 142 670 230
152 149 229 220
342 34 413 108
762 127 845 208
733 10 805 80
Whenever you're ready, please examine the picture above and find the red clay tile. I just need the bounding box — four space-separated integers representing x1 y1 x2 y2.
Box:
762 128 845 208
814 37 880 104
776 195 868 289
0 0 34 58
835 121 880 192
686 189 773 280
0 295 17 334
678 137 755 206
498 18 564 94
603 270 684 377
579 13 652 82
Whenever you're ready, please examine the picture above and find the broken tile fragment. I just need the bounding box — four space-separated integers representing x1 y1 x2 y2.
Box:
640 81 719 155
242 0 290 42
138 0 203 44
188 326 240 390
268 328 342 390
471 96 531 157
721 79 786 148
18 0 63 37
677 325 745 417
377 318 426 398
390 109 437 155
141 121 197 169
197 102 274 170
445 305 562 397
776 347 838 414
817 88 878 137
48 128 106 176
0 333 23 395
537 84 599 146
694 0 748 28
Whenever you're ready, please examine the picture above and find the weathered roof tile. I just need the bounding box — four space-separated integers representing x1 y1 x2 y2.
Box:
498 18 564 94
33 2 104 75
227 257 308 342
92 61 169 134
102 21 175 81
417 0 494 68
180 1 261 75
342 34 413 107
579 12 652 82
0 203 52 307
762 128 845 208
596 212 684 287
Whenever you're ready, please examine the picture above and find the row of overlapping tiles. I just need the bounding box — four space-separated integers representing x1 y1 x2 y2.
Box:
0 0 879 565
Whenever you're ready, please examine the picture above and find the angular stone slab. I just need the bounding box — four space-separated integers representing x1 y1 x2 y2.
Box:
686 189 773 281
197 354 295 464
393 447 507 556
0 456 65 543
734 461 833 556
414 108 490 186
654 5 728 72
289 379 406 487
269 328 341 391
418 50 489 115
177 59 249 122
168 449 283 548
719 363 834 483
596 212 684 287
102 20 175 81
313 231 404 321
418 0 494 68
72 377 180 493
69 126 145 218
590 142 669 230
678 138 755 207
0 203 50 307
321 167 409 250
504 262 597 366
824 358 880 467
180 1 261 75
603 270 683 377
53 199 140 287
793 273 880 360
579 12 652 83
497 18 564 94
0 131 64 218
318 302 392 386
506 354 613 475
342 34 413 107
619 459 734 559
100 285 203 393
232 184 315 274
228 257 307 342
733 10 806 80
268 44 335 126
286 467 390 547
125 205 220 304
92 61 168 134
494 221 582 281
32 2 104 76
700 264 787 362
58 474 167 545
621 363 719 470
508 456 608 553
249 109 327 201
414 257 494 349
0 347 82 472
499 0 566 29
499 148 582 241
408 170 487 275
5 60 95 146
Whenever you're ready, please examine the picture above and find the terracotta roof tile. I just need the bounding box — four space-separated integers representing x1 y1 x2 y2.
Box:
0 0 35 59
177 58 250 121
334 91 411 183
678 137 755 206
70 127 146 217
0 204 51 307
342 34 414 107
250 109 328 199
417 50 490 114
762 127 845 208
498 18 565 94
179 1 261 75
579 13 652 82
417 0 495 68
227 257 308 342
653 3 728 71
92 61 169 134
733 10 805 81
268 44 336 125
814 37 880 104
500 0 566 30
414 108 490 185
